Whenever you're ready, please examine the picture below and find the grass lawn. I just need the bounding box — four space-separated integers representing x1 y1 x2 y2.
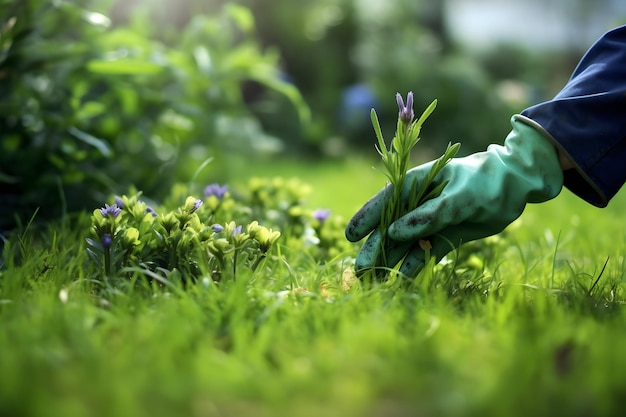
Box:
2 156 626 417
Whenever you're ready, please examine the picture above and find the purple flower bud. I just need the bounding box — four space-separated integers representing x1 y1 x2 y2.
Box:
212 224 224 233
99 203 122 218
396 92 414 124
146 206 158 217
102 233 112 249
232 225 242 236
312 208 331 222
204 183 228 199
190 199 203 214
114 196 125 209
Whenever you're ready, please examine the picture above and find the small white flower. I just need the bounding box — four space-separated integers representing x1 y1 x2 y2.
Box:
302 226 320 247
59 288 69 304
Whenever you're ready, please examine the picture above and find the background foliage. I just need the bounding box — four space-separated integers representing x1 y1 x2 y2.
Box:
0 0 609 230
0 0 307 230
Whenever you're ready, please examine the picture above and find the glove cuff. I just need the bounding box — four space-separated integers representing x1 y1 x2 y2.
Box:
514 114 609 207
502 115 564 203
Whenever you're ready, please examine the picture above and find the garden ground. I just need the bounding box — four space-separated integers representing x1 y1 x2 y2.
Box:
2 156 626 417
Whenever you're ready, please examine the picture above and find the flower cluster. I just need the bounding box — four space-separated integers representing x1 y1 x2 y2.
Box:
87 193 160 277
86 177 353 286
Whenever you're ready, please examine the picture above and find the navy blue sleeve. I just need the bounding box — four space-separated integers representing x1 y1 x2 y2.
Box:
521 25 626 207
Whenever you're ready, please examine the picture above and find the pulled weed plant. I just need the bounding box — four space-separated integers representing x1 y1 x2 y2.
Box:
365 92 459 279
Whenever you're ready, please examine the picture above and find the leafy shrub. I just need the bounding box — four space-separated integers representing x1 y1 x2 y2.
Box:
241 0 520 153
0 0 308 230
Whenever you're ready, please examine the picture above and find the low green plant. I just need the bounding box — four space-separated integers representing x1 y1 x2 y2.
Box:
85 176 353 287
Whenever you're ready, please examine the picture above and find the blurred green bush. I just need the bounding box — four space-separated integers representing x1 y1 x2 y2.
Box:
242 0 521 155
0 0 308 230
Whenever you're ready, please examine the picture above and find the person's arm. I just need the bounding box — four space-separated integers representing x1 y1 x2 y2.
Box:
346 25 626 278
521 25 626 208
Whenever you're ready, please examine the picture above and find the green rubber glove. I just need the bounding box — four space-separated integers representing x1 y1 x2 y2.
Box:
345 115 565 277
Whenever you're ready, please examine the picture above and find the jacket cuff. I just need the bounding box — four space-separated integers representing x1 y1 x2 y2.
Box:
513 114 608 207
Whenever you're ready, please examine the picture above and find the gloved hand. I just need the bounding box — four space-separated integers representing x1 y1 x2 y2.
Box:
345 115 565 278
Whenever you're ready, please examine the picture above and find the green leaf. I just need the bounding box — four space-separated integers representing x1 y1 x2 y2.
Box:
0 172 19 184
224 4 255 33
85 248 103 268
420 180 449 203
413 142 459 204
87 59 163 75
68 126 112 157
48 154 66 170
370 109 387 156
76 101 106 120
445 142 461 158
407 176 420 209
193 45 212 74
414 99 437 128
250 70 311 126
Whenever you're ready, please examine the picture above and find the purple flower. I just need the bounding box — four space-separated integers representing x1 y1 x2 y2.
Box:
190 199 203 214
212 224 224 233
312 208 331 222
102 233 112 249
114 196 125 209
396 92 414 124
146 206 158 217
232 225 242 236
99 203 122 218
204 183 228 199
